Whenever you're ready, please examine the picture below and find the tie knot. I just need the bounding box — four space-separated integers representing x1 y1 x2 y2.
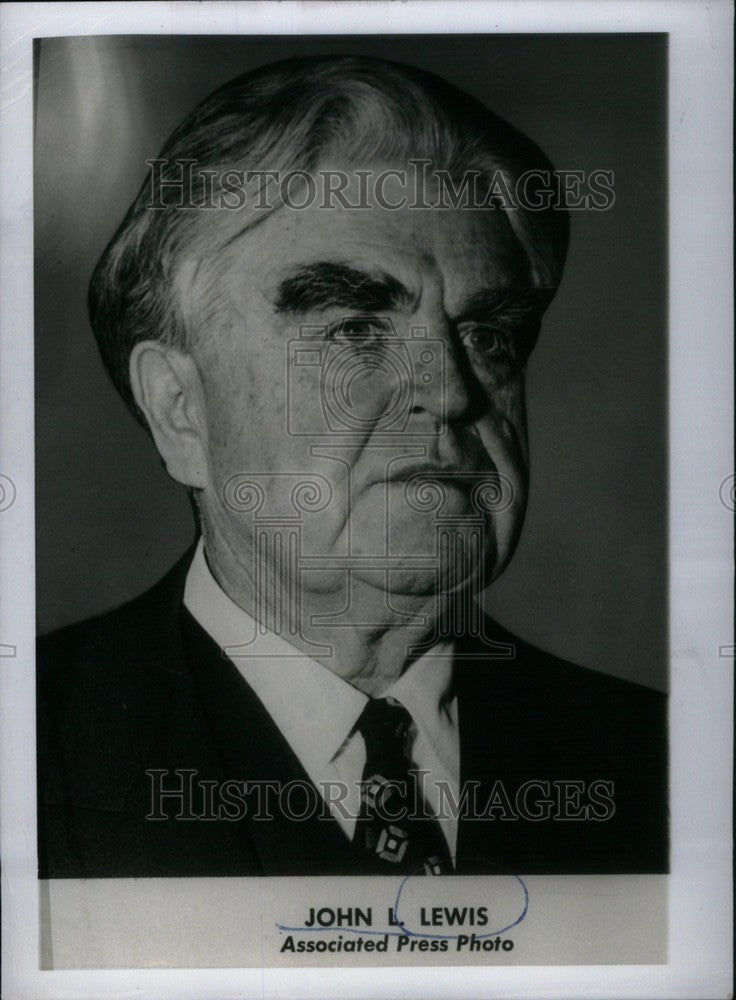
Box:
355 697 412 749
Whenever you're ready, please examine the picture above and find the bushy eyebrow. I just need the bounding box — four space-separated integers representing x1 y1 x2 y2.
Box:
273 262 415 315
458 288 553 324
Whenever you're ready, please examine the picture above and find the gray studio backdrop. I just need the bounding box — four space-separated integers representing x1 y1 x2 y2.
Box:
34 34 667 691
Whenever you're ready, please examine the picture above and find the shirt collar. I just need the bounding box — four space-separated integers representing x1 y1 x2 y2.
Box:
184 538 455 775
385 648 456 732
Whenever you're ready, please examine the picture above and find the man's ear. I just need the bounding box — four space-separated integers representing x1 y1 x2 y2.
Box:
129 341 209 489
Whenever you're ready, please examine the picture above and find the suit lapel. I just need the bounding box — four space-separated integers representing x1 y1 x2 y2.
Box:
180 609 360 875
452 625 538 874
48 548 199 812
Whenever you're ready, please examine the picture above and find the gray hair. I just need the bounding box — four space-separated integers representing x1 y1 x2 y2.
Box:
88 55 569 421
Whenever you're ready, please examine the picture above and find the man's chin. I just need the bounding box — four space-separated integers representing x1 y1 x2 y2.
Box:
352 552 496 599
351 565 442 598
345 502 503 595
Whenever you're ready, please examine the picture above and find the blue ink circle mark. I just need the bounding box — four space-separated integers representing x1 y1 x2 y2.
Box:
391 857 528 940
274 857 529 942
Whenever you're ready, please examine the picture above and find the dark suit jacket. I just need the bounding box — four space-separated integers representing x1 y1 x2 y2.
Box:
37 549 668 877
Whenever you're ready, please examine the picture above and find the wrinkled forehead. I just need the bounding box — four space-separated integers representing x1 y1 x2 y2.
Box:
265 202 526 305
180 163 536 324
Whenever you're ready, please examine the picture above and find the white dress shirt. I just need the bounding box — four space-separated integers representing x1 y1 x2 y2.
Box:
183 539 461 857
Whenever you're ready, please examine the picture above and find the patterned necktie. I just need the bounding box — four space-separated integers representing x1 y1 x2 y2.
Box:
352 697 451 875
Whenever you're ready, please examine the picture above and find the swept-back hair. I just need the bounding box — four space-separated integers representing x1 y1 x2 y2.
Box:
89 55 569 421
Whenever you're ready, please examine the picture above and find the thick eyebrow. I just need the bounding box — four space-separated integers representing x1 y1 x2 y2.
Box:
273 262 415 316
457 288 554 324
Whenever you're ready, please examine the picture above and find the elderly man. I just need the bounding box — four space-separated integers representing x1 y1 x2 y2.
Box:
37 55 667 878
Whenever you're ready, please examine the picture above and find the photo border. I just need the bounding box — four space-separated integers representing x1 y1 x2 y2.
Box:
1 2 732 998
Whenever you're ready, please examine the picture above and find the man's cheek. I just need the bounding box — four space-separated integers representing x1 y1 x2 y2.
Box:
481 370 526 415
205 394 254 468
470 378 529 570
475 374 528 452
205 361 285 454
287 350 402 437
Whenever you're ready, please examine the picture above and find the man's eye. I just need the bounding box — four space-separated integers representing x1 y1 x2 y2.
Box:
459 323 508 357
327 316 392 343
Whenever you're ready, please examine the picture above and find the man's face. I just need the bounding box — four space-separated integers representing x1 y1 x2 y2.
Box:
191 168 543 599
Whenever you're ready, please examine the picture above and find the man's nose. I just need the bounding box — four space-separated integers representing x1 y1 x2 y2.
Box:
406 322 476 426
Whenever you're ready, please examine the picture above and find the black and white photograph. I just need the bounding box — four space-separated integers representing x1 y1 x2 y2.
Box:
35 31 669 884
1 2 732 997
